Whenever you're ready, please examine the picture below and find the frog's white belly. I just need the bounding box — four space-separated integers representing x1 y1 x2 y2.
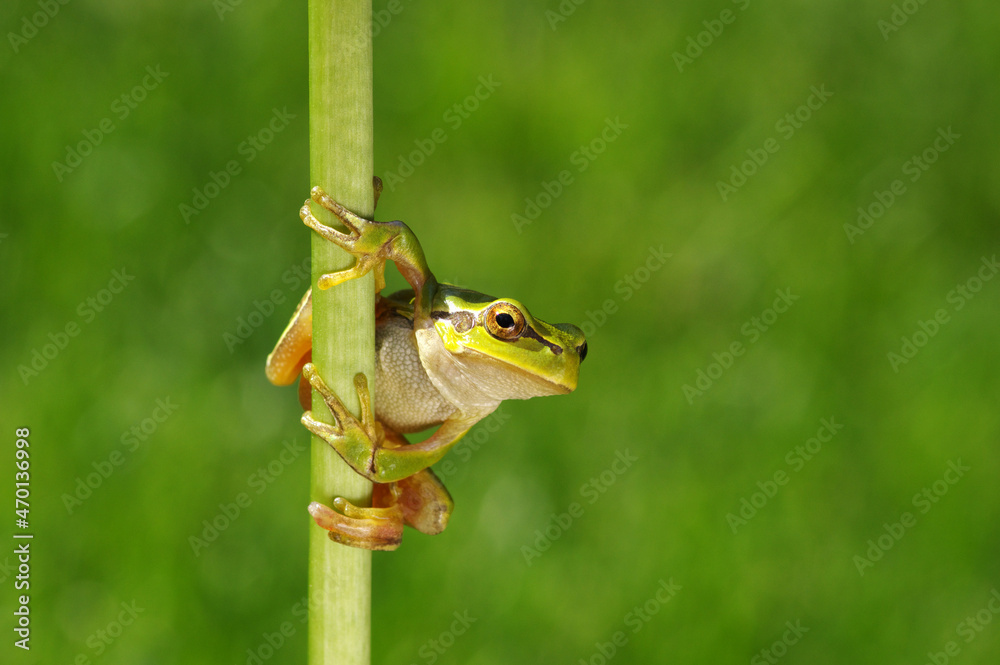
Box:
375 315 456 433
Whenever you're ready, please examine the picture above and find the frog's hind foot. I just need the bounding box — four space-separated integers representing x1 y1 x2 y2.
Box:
307 466 452 551
308 491 404 551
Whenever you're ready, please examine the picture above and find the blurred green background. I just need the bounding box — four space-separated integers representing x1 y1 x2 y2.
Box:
2 0 999 663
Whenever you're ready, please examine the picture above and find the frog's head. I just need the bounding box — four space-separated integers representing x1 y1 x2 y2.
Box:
416 286 587 408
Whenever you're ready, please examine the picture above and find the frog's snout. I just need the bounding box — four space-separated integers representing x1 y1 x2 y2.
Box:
552 322 587 364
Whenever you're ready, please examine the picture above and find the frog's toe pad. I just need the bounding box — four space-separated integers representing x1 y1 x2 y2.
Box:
308 500 403 551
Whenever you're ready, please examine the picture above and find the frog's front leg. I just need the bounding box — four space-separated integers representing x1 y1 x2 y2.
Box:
301 186 438 325
300 364 383 478
266 177 386 400
301 364 486 484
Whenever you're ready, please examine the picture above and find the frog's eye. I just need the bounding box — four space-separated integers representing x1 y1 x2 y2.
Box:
484 302 526 340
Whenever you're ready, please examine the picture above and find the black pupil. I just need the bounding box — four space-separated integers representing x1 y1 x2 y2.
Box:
496 312 515 328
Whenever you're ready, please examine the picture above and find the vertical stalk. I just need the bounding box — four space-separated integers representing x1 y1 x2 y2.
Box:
307 2 373 665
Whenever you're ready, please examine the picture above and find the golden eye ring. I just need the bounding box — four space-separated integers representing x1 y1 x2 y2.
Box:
484 302 526 340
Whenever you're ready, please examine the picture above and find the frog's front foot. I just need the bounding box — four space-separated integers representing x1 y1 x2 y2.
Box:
301 186 408 291
308 489 404 551
300 363 380 479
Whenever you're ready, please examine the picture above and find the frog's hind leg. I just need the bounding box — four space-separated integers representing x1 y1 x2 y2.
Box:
296 362 313 410
307 432 452 550
381 428 454 535
308 484 404 551
265 289 313 387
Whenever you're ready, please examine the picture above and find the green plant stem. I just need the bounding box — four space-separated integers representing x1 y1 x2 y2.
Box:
307 2 374 665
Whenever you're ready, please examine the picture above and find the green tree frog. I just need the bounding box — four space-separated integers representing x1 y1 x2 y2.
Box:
265 178 587 550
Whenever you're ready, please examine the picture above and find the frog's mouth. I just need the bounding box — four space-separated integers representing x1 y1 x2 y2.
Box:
456 347 580 400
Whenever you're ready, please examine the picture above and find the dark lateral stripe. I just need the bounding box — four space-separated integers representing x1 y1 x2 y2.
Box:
522 325 562 354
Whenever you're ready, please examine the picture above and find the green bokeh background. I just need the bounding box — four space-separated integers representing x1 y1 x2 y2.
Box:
3 1 999 663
